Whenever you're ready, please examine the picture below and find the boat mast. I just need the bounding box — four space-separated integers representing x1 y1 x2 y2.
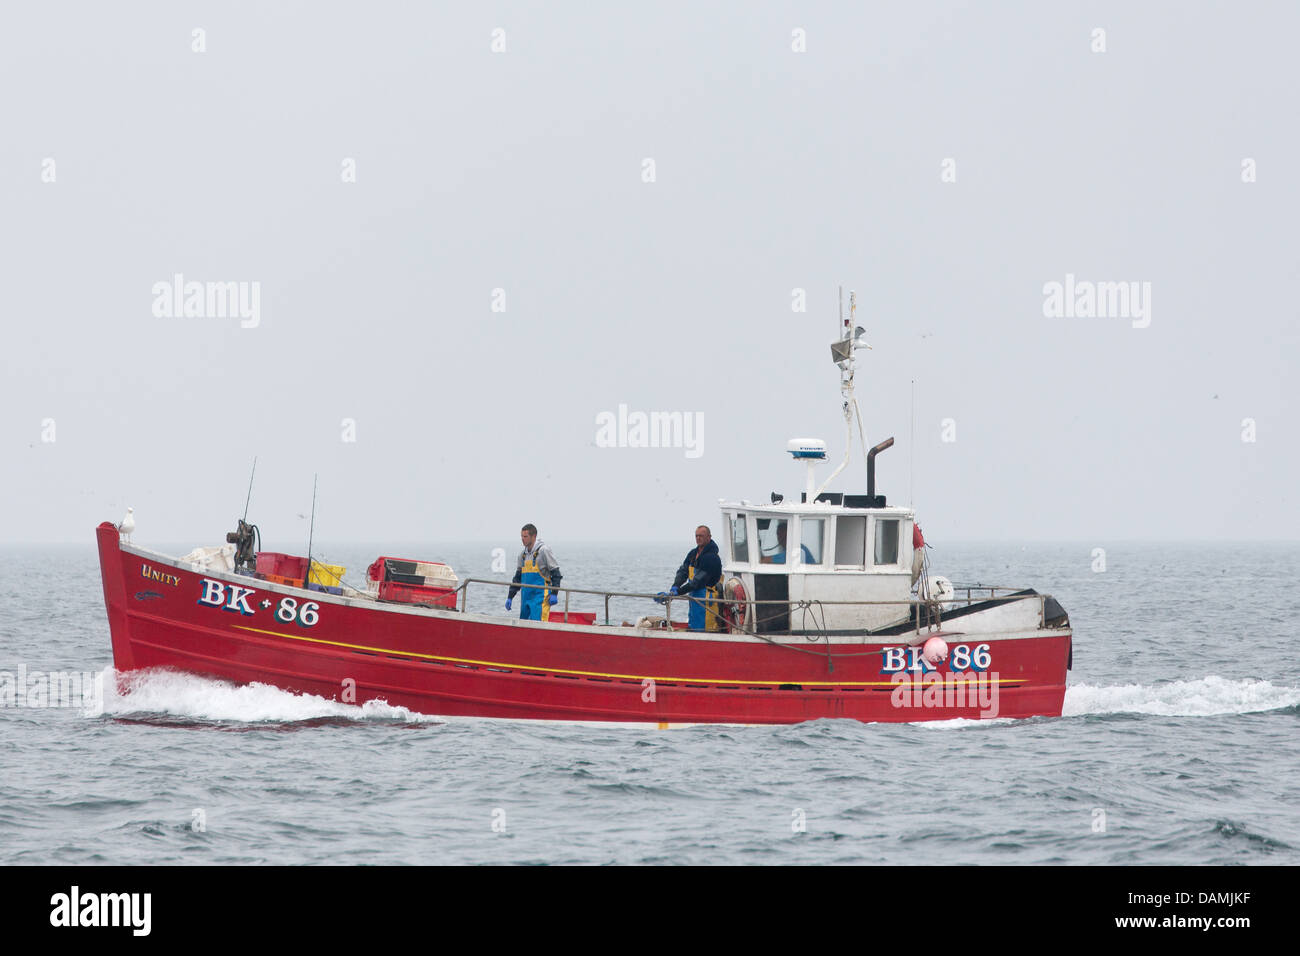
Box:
305 474 318 585
242 456 258 524
813 288 869 499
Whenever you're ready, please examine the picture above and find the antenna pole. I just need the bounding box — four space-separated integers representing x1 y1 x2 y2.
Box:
305 474 318 586
909 380 915 509
241 456 258 523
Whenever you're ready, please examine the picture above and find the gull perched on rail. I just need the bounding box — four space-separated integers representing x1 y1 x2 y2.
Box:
118 507 135 543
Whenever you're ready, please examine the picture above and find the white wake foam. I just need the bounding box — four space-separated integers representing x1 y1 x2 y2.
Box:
90 670 1296 726
95 668 443 724
1063 675 1300 717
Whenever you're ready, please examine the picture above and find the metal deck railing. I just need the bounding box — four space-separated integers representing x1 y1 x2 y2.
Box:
441 577 1056 637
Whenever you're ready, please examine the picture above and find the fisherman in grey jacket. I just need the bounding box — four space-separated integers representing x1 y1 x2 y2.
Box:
506 523 563 621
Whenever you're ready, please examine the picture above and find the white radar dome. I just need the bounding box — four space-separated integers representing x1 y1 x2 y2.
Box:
787 438 827 460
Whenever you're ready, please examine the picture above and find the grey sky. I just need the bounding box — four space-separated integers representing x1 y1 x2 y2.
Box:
2 2 1296 547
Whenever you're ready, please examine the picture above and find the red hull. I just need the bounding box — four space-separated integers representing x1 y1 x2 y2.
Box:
97 524 1069 724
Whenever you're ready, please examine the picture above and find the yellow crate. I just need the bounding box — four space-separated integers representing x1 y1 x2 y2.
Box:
308 561 346 587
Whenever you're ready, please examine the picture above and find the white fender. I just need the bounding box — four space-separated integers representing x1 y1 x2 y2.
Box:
927 575 954 604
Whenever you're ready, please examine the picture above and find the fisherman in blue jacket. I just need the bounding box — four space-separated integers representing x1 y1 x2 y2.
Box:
660 525 723 632
506 523 562 621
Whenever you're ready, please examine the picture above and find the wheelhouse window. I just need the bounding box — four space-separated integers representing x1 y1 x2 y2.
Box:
800 518 825 565
835 516 866 566
874 518 900 566
758 517 790 564
731 513 749 563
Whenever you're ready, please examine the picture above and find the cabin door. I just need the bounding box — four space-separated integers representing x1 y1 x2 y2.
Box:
753 574 789 633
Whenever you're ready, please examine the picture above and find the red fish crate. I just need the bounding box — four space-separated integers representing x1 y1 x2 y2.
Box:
256 552 309 580
366 556 458 590
545 611 597 625
377 580 458 609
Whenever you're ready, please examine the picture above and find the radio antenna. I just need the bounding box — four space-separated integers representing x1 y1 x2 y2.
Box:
909 380 915 508
241 456 258 523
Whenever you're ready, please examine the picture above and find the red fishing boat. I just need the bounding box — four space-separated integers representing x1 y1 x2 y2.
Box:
96 294 1072 724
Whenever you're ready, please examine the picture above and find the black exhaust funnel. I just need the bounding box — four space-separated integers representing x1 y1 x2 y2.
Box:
867 437 894 501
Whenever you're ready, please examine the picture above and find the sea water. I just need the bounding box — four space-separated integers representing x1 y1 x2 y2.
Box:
1 541 1296 865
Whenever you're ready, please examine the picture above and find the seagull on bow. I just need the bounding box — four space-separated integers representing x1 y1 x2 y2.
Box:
118 507 135 542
